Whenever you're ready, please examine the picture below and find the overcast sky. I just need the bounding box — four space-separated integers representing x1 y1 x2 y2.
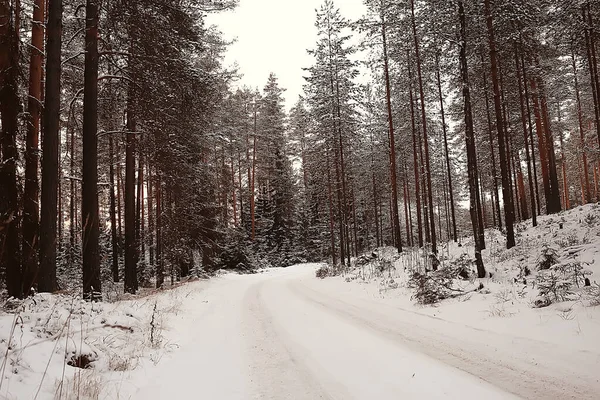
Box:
206 0 367 109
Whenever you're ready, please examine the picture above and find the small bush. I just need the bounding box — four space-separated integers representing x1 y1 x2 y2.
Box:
535 261 590 304
584 212 598 227
315 265 329 279
408 266 461 305
537 246 559 271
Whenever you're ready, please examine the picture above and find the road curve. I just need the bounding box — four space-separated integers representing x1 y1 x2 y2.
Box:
132 264 600 399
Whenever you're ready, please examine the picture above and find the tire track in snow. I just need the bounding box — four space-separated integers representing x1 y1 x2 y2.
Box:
242 280 336 400
290 278 599 400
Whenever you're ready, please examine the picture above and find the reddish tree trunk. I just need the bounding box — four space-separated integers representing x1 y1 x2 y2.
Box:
22 0 45 295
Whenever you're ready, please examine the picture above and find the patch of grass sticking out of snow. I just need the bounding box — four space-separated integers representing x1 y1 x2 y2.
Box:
54 370 102 400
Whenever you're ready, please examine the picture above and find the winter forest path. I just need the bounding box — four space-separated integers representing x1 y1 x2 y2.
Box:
131 264 599 400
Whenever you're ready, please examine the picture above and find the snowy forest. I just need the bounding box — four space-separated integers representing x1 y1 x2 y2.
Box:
1 0 600 398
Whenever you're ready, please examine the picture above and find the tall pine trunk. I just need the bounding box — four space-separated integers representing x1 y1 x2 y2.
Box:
0 0 22 298
410 0 436 254
82 0 101 299
515 44 537 226
458 0 485 277
436 53 457 242
484 0 515 249
407 50 423 248
125 84 138 294
572 50 591 203
39 0 62 294
381 12 402 253
22 0 45 295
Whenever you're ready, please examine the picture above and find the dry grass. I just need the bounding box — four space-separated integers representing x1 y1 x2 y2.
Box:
54 370 102 400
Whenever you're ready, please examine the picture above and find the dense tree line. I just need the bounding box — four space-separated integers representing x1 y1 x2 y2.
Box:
297 0 600 276
2 0 600 299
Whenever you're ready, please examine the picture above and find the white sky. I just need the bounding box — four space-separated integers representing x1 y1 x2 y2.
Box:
207 0 367 109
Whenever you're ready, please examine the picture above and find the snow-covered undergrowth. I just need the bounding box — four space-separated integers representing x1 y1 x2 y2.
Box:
320 203 600 351
0 281 208 400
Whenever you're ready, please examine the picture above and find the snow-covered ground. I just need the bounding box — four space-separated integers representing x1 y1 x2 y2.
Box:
1 205 599 399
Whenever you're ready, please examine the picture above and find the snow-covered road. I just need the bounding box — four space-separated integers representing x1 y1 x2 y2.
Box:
131 264 599 400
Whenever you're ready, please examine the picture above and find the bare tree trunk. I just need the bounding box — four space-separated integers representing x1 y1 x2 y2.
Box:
521 51 541 218
82 0 101 299
458 0 486 276
109 134 119 282
251 102 257 241
147 164 154 267
22 0 45 295
484 0 515 249
481 55 502 230
125 83 138 294
381 12 402 253
0 0 22 298
326 148 337 267
536 62 562 214
584 6 600 147
155 178 163 288
515 44 537 226
410 0 436 254
407 50 423 248
38 0 62 294
436 53 457 242
571 50 591 203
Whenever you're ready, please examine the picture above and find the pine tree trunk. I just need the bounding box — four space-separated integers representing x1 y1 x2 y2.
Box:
125 84 138 294
458 0 486 277
0 0 22 298
251 103 257 241
407 51 423 248
82 0 101 299
481 56 502 230
536 65 562 214
484 0 515 249
436 53 457 242
136 134 145 276
22 0 45 295
521 51 541 217
381 12 402 253
515 44 537 226
38 0 62 294
155 178 163 288
326 148 337 267
584 7 600 147
572 50 591 203
147 165 154 267
109 134 119 282
410 0 436 254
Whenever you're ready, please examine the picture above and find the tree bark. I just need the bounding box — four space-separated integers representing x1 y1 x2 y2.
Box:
484 0 515 249
410 0 436 254
481 55 502 231
572 50 591 203
407 50 423 248
82 0 101 299
381 12 402 253
125 84 138 294
458 0 486 277
22 0 45 296
0 0 22 298
109 133 119 282
38 0 62 294
436 53 457 242
515 44 537 226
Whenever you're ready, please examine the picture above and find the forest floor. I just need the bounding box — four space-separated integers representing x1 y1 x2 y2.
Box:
1 205 600 399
